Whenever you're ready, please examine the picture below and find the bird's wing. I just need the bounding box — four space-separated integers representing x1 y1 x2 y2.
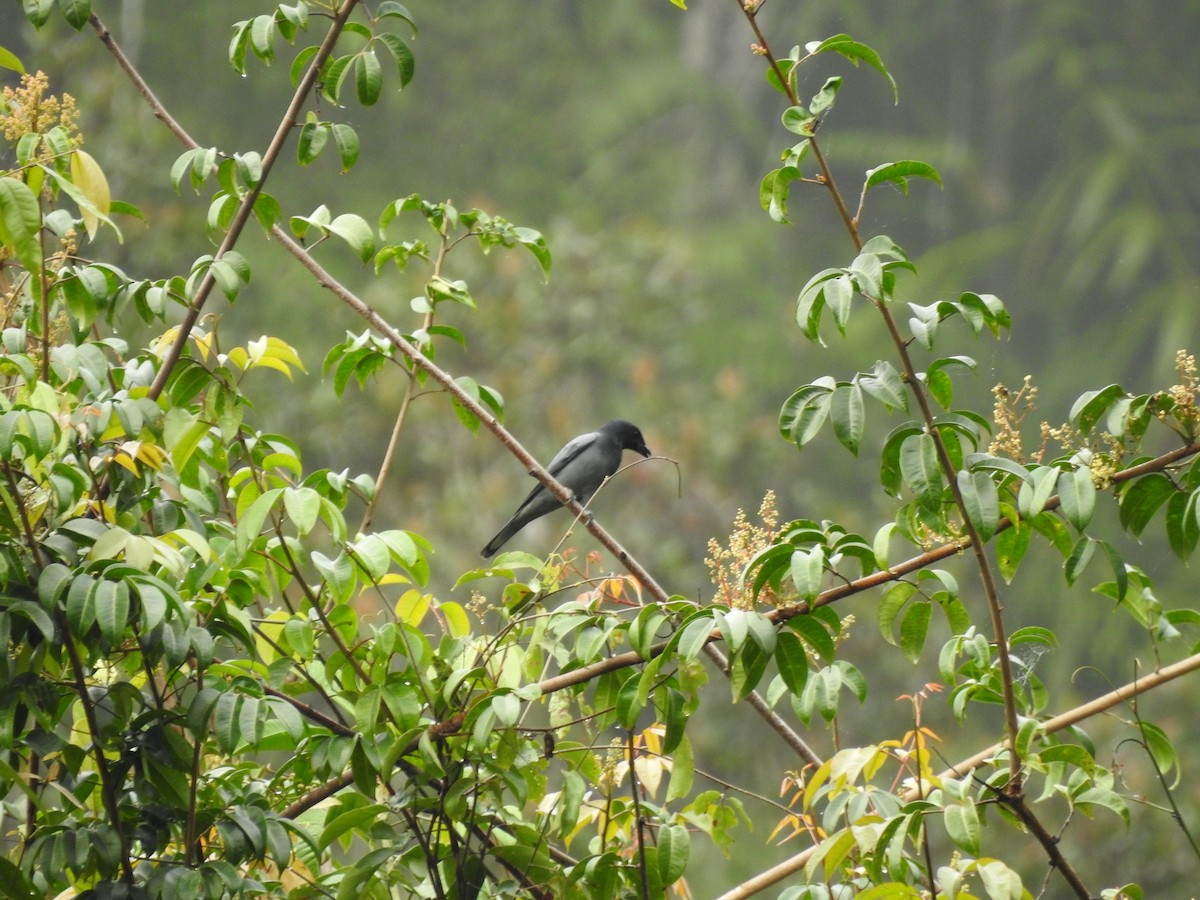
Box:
505 431 597 513
543 430 600 477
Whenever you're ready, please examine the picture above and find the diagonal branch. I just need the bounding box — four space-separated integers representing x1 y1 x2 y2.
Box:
269 225 673 599
93 2 364 401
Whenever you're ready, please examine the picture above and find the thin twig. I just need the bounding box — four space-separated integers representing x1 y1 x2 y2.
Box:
1127 687 1200 861
61 618 135 883
627 730 652 900
989 790 1092 899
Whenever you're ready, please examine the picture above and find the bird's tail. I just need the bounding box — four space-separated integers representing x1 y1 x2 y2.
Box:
481 520 519 558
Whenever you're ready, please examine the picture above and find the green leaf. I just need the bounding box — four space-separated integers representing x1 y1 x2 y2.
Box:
1137 721 1178 785
761 165 804 223
8 599 55 642
795 269 843 341
37 562 72 610
900 432 941 509
729 639 770 701
778 382 832 448
661 688 687 754
283 486 321 535
781 105 814 137
1098 539 1128 603
898 600 931 664
809 76 842 115
1057 466 1096 531
229 19 253 73
1073 786 1129 824
995 518 1031 583
718 608 749 654
328 213 376 262
59 0 92 30
880 423 922 496
1118 472 1174 537
774 631 809 694
355 50 383 105
1165 489 1200 558
236 487 285 555
977 860 1023 900
331 123 360 172
656 824 690 886
943 801 980 855
858 360 907 411
250 14 275 64
375 31 415 89
1064 536 1095 586
95 579 130 647
0 177 44 276
317 803 388 852
743 610 777 655
807 34 898 102
965 455 1031 491
830 382 864 455
1069 384 1126 434
957 469 999 541
1018 465 1058 519
252 192 283 230
615 672 644 729
376 2 418 32
864 160 942 195
848 250 883 298
789 546 824 602
297 121 328 165
877 581 915 646
671 611 716 662
630 605 667 659
790 615 835 663
925 356 975 409
66 573 96 637
22 0 55 28
0 47 26 74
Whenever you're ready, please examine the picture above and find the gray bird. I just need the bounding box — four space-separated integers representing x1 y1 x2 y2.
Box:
481 420 651 558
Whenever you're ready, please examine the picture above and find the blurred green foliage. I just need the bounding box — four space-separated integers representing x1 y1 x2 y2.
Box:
3 0 1200 894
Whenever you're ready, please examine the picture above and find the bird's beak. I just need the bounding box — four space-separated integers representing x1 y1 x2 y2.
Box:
636 442 651 458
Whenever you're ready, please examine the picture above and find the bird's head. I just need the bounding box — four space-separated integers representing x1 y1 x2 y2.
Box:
603 420 651 458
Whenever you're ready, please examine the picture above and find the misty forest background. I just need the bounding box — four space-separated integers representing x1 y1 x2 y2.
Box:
4 0 1200 891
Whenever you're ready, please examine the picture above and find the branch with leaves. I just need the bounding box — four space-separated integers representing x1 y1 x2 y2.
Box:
1 3 1198 899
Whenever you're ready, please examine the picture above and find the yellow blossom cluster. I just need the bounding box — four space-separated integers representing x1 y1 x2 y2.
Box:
0 70 81 150
988 376 1037 462
705 490 789 609
1164 349 1200 436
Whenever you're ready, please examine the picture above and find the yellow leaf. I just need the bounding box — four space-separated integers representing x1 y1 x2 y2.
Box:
437 600 471 638
151 328 179 358
70 149 111 240
133 441 166 471
395 589 429 625
263 335 306 372
248 355 295 380
112 448 139 474
192 330 215 362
